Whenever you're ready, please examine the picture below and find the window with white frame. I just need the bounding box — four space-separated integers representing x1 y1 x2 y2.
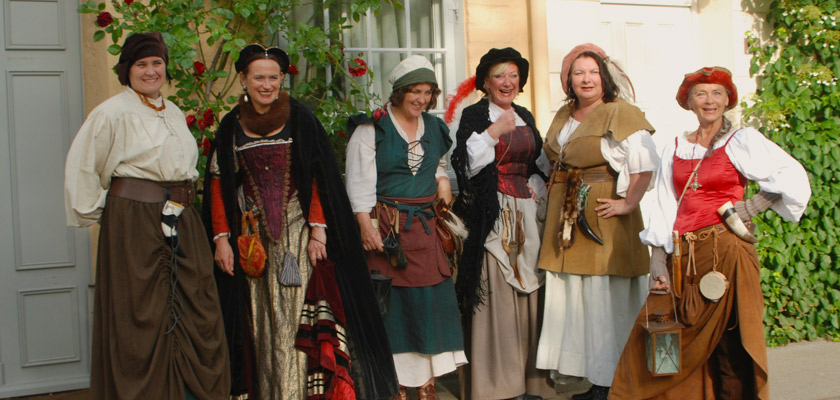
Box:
339 0 465 115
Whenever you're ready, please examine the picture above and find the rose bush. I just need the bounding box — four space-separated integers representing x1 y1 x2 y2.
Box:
78 0 388 201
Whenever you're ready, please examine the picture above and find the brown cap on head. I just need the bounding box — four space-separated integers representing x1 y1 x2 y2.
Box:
560 43 608 95
115 32 170 86
474 47 529 93
676 67 738 110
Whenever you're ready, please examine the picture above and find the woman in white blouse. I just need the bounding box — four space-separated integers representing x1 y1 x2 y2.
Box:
64 33 229 399
611 67 810 400
534 43 659 400
345 55 465 400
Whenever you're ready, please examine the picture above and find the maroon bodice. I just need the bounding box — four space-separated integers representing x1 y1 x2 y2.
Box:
495 125 536 198
672 134 746 234
238 142 297 240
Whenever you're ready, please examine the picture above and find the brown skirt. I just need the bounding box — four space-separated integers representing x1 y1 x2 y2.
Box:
610 226 768 400
461 252 553 400
91 195 230 399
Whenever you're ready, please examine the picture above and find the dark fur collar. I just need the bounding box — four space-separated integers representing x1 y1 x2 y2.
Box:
238 91 291 136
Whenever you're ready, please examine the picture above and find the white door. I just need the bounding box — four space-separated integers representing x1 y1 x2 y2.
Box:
0 0 91 396
599 1 699 149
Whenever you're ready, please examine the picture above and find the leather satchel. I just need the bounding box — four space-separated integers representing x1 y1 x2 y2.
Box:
237 210 267 278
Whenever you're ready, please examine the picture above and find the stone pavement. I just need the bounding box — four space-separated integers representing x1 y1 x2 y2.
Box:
9 339 840 399
432 339 840 400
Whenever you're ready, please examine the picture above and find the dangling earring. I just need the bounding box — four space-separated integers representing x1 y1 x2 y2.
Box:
243 86 249 103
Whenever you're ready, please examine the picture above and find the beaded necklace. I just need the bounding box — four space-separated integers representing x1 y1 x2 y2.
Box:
137 91 166 112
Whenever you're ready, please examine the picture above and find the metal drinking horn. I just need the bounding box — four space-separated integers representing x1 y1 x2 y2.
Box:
717 201 758 243
576 182 604 245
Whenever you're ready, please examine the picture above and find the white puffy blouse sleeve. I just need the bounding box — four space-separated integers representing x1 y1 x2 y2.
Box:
639 142 679 253
726 127 811 222
601 129 659 197
64 104 123 227
345 123 378 214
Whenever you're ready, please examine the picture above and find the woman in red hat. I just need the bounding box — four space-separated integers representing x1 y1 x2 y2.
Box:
534 43 659 400
610 67 810 399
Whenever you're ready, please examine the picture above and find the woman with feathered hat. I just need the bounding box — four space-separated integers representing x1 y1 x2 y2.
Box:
533 43 660 400
610 67 810 399
449 47 553 400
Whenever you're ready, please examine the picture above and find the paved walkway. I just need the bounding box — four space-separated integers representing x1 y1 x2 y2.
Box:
8 339 840 399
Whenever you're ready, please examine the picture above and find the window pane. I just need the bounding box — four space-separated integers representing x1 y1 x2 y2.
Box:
410 0 442 48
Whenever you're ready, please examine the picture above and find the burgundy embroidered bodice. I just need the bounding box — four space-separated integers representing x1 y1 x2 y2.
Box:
494 125 536 198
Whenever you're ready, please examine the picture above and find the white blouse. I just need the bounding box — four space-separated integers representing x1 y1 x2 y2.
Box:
65 87 199 227
640 126 811 253
345 104 448 214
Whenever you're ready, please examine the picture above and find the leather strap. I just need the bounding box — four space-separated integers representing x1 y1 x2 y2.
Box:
553 168 616 184
109 177 195 205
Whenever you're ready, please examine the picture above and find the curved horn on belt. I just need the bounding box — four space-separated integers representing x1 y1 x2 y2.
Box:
576 182 604 245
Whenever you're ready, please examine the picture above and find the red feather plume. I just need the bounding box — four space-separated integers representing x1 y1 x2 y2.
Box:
444 76 477 124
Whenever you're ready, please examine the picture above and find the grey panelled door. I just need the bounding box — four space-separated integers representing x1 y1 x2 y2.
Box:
0 0 91 397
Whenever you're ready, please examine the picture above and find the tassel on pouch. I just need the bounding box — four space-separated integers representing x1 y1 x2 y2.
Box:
280 252 302 287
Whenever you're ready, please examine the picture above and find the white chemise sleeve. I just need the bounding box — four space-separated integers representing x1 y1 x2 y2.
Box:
64 106 123 227
345 123 378 214
639 142 679 253
600 129 659 197
726 127 811 222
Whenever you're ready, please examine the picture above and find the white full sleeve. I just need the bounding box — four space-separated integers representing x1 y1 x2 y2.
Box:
726 127 811 222
601 129 659 198
345 124 378 213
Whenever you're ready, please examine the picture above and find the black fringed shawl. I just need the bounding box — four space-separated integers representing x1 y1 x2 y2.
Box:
450 98 546 321
201 97 399 399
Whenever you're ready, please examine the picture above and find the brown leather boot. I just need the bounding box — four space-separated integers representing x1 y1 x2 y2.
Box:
416 383 441 400
388 386 408 400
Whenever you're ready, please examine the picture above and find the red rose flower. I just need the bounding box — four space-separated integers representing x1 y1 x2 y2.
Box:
125 0 134 4
349 58 367 77
186 115 197 129
96 11 113 27
373 107 388 121
193 61 205 77
198 119 207 130
288 65 299 75
337 130 347 139
201 137 211 156
202 108 214 125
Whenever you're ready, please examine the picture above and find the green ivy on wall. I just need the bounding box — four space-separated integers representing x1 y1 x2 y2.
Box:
78 0 391 185
743 0 840 345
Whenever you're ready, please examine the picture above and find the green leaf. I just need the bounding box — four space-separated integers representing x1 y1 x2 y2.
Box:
93 30 105 42
107 44 122 56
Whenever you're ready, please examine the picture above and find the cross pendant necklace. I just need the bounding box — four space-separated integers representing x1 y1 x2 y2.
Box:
690 142 702 191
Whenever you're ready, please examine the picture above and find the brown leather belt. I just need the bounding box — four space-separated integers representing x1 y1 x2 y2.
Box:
109 177 195 205
553 169 616 184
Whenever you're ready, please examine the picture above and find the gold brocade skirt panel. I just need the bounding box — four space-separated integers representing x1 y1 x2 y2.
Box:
248 196 312 400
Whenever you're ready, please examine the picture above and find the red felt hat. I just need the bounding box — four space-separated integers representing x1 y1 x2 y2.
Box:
560 43 608 95
676 67 738 111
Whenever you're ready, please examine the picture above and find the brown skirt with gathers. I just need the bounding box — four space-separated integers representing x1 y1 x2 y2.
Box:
461 252 553 400
91 195 230 400
610 225 768 400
